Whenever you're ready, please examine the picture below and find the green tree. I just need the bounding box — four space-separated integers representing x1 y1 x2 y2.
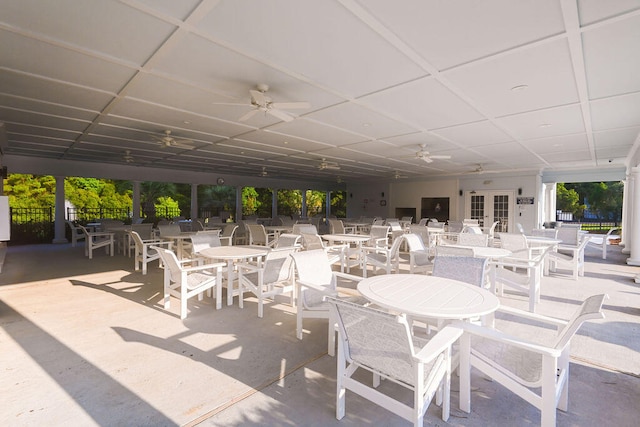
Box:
4 174 56 208
565 181 623 220
277 189 302 216
242 187 260 216
141 181 178 219
556 183 584 219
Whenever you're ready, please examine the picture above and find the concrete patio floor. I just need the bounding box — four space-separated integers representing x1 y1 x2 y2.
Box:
1 241 639 426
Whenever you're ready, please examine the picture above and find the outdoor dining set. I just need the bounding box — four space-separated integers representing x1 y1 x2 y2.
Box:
65 215 611 427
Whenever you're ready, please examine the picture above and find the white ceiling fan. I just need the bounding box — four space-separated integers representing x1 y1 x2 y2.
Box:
258 166 268 177
471 164 485 174
238 84 310 122
392 170 408 179
122 150 134 164
415 144 451 163
317 158 340 170
151 130 194 148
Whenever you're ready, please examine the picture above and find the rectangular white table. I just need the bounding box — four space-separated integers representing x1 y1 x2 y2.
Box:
322 233 372 273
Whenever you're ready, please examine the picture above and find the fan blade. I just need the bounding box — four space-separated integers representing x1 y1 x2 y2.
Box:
250 89 267 106
430 155 452 160
239 109 259 122
271 101 310 110
267 108 294 122
422 157 434 163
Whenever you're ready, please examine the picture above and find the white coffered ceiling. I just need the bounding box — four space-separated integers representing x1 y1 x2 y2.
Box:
1 0 639 184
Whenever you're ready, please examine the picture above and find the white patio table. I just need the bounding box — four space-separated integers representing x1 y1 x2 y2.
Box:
197 245 269 306
357 273 500 320
161 232 197 260
322 233 372 273
524 236 562 275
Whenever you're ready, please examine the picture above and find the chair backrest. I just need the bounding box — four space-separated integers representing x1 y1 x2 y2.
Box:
247 224 268 245
300 233 325 250
436 245 474 257
131 223 154 240
221 224 238 238
262 247 296 283
461 225 483 234
418 218 429 226
407 224 429 246
487 221 500 238
66 221 83 235
432 256 488 287
290 249 336 307
447 221 463 233
329 219 345 234
368 225 389 246
154 247 182 283
463 218 479 226
498 232 528 251
404 233 426 252
100 219 124 230
556 227 580 246
274 233 302 248
190 233 221 253
552 294 606 351
401 216 413 223
388 234 405 258
292 223 318 235
129 230 145 250
458 233 489 247
531 228 558 238
158 224 181 237
326 296 417 386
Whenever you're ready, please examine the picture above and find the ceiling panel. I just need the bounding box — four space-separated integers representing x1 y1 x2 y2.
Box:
196 0 427 98
359 77 484 130
590 91 640 130
431 120 514 147
0 30 136 92
359 0 566 70
445 39 579 117
593 127 640 149
496 104 586 140
266 119 367 146
577 0 640 25
521 133 590 154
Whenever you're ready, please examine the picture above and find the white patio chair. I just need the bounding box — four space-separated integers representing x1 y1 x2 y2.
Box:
446 220 463 233
547 235 590 280
492 246 552 312
435 245 474 257
418 218 429 226
247 223 277 247
66 221 86 247
290 249 364 356
586 226 620 259
126 223 155 257
292 223 318 235
327 296 463 427
458 294 607 427
237 246 298 317
329 219 354 234
274 233 302 249
219 224 238 246
498 232 539 260
458 232 489 247
362 234 404 278
300 233 346 272
152 246 225 320
365 225 389 248
130 230 172 275
404 233 431 274
78 224 114 259
432 255 488 288
157 223 182 237
531 228 559 239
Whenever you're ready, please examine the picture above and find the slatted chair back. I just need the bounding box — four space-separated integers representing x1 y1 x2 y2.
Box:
458 233 489 247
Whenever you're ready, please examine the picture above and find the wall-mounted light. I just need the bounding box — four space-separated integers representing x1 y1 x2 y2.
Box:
381 192 385 198
470 190 476 194
350 193 353 198
459 190 463 196
518 188 522 195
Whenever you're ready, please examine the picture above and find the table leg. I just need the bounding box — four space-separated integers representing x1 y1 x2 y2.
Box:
226 259 235 306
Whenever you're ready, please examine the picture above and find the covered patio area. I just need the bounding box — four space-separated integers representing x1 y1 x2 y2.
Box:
1 242 638 426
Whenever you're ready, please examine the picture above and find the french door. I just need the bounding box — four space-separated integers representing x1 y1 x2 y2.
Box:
464 190 515 232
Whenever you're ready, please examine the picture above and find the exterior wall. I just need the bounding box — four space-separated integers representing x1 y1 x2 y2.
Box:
345 182 391 218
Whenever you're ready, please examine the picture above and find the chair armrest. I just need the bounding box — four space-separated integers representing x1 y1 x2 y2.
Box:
236 261 262 273
333 272 364 283
182 262 226 273
414 325 463 363
455 321 562 357
495 304 568 328
296 279 339 295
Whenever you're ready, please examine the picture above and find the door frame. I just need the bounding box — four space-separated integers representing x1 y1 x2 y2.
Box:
464 190 516 233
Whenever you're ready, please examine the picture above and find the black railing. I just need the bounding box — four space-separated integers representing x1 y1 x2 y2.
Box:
10 207 54 245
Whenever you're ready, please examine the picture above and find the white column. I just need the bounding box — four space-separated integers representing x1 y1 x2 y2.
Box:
132 181 141 222
620 177 629 249
53 176 68 244
235 186 242 222
626 167 640 265
190 184 198 219
325 191 331 220
622 173 633 255
272 189 278 219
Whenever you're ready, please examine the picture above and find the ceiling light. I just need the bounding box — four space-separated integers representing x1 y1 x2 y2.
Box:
363 123 371 127
511 84 528 92
183 120 191 124
539 123 552 128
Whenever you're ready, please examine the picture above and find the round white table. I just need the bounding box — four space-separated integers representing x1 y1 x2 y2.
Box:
161 232 197 260
357 274 500 320
322 234 372 273
198 245 269 306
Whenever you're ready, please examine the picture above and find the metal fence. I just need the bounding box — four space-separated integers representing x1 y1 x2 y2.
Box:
10 207 54 245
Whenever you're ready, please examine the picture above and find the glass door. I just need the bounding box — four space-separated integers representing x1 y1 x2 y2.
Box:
465 191 515 232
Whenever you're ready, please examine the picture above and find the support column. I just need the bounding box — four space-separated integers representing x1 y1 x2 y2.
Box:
626 167 640 265
301 190 307 218
272 189 278 220
325 191 331 222
622 173 633 255
190 184 198 219
132 181 141 223
53 176 68 244
235 186 242 222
